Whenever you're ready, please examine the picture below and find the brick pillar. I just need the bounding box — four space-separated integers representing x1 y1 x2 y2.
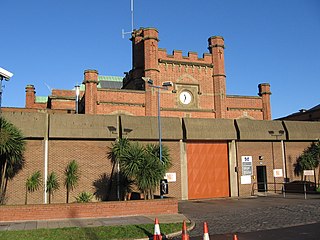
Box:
208 36 226 118
142 28 160 117
25 85 35 108
258 83 272 120
83 69 98 114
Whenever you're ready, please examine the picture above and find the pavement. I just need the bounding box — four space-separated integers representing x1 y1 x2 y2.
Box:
1 193 320 239
0 213 189 231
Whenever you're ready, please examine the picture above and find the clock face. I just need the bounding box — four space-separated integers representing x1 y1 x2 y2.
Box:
179 91 192 105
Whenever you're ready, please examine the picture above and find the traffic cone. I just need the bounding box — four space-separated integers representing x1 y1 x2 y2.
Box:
233 234 238 240
203 222 210 240
153 218 162 240
181 220 189 240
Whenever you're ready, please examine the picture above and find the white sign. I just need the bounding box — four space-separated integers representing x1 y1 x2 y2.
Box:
303 170 314 176
241 156 253 176
273 169 283 178
241 175 252 184
165 173 176 182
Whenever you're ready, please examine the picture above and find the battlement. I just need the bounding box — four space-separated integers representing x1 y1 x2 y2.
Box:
158 48 213 67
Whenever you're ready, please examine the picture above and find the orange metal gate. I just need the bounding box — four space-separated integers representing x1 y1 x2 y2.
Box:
187 142 230 199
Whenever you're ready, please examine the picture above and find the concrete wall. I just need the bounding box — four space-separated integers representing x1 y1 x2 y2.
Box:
2 111 320 204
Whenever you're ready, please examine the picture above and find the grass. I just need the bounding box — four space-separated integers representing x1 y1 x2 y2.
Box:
0 223 186 240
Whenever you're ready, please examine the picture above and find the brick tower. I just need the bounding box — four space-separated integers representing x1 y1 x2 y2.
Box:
131 28 160 116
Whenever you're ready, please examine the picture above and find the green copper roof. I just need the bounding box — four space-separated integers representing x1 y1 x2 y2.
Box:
35 96 48 103
98 76 123 82
98 75 123 89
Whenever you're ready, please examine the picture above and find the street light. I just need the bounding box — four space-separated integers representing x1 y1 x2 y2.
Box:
75 85 80 114
143 77 172 163
268 130 285 194
0 67 13 127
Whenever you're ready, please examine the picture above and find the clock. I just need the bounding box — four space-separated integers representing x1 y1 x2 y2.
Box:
179 91 192 105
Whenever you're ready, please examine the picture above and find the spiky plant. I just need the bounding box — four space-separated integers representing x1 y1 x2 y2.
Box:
64 160 79 203
25 170 42 204
106 138 130 200
46 171 59 204
75 191 93 203
0 117 25 204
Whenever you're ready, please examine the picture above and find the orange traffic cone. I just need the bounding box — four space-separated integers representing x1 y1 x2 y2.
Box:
153 218 162 240
233 234 238 240
203 222 210 240
181 220 189 240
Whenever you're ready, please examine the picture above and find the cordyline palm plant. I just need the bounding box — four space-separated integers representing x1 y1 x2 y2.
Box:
64 160 79 203
141 144 172 199
0 116 25 204
120 142 172 200
25 170 42 204
46 171 59 204
107 138 130 200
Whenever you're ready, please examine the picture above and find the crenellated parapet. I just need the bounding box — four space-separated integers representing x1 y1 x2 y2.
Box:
158 48 213 67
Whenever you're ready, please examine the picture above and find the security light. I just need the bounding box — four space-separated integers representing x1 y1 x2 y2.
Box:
0 67 13 80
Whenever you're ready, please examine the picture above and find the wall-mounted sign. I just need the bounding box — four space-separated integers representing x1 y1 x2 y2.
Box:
165 172 176 182
241 175 252 185
273 169 283 178
303 170 314 176
241 156 253 176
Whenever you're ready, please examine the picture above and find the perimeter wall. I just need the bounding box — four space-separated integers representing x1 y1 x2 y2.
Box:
2 111 320 204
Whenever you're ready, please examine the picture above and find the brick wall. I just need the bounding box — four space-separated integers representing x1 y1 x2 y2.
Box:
285 141 317 182
5 140 44 205
237 141 288 196
0 198 178 222
3 138 182 205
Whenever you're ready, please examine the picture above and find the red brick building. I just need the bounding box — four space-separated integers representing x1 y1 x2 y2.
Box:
25 27 272 120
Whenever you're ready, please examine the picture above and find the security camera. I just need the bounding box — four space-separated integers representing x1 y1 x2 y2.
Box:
0 67 13 80
162 81 173 87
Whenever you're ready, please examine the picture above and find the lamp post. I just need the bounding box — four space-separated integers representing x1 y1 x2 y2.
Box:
143 78 172 163
75 85 80 114
268 130 285 194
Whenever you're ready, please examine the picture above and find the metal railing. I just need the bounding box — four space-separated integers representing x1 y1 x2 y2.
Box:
251 181 320 199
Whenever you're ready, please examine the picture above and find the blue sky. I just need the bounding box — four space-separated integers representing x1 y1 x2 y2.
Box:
1 0 319 119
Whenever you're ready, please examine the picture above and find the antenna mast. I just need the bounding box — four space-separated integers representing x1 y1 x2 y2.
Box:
131 0 134 32
122 0 134 38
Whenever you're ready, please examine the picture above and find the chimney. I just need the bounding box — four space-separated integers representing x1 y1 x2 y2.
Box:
83 69 98 114
25 85 35 108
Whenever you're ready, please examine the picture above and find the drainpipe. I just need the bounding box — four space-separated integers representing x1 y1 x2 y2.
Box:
44 113 49 204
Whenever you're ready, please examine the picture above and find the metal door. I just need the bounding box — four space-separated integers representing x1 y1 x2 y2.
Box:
256 166 268 192
187 142 230 199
